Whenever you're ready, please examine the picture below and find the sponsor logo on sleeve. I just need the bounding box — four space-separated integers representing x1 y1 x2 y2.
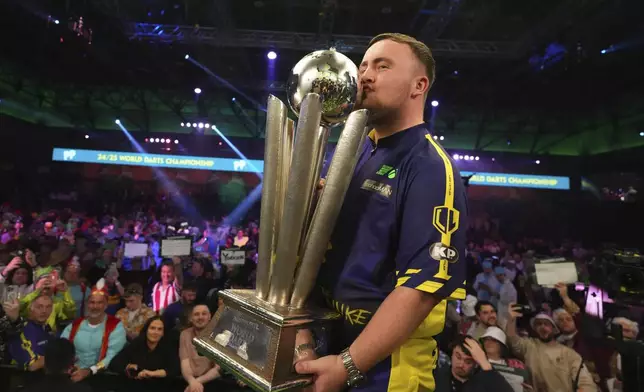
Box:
432 206 460 235
429 242 459 263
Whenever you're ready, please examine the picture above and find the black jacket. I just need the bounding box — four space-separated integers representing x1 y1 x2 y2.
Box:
434 366 515 392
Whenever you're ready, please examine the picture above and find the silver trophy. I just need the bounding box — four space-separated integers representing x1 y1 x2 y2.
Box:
193 48 369 392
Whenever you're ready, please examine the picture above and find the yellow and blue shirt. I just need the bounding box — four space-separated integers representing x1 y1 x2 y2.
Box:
316 123 468 392
8 320 52 370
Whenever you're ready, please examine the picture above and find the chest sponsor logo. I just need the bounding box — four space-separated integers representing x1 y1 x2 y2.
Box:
433 206 460 235
429 242 459 263
361 179 393 198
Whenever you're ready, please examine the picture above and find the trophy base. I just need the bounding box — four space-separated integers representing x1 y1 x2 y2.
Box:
193 289 338 392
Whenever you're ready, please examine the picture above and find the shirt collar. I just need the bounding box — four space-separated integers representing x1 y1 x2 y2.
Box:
368 123 428 149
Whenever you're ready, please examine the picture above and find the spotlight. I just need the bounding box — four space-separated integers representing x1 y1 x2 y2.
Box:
232 97 236 102
431 100 439 107
218 142 223 146
181 122 185 127
439 135 445 141
492 157 496 162
166 139 171 144
506 139 512 145
453 70 459 75
174 139 179 144
160 138 166 143
84 134 89 139
535 160 541 165
155 138 160 143
464 155 470 161
433 135 438 140
184 54 190 60
115 119 121 125
149 139 154 143
458 155 463 160
205 123 210 129
600 49 607 54
54 20 60 25
639 131 644 137
475 156 480 161
186 123 191 128
145 138 149 143
194 88 202 94
267 51 277 60
453 154 459 160
198 123 204 129
192 123 197 127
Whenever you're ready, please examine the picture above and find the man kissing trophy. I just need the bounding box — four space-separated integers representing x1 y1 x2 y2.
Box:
193 48 369 392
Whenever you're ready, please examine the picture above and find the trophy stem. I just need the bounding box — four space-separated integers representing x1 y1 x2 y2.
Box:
256 95 289 301
298 125 330 256
267 93 324 306
290 110 370 308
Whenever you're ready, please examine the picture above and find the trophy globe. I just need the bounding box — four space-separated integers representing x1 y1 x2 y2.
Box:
286 48 359 126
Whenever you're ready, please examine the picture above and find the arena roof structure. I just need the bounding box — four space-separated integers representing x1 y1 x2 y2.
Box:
0 0 643 156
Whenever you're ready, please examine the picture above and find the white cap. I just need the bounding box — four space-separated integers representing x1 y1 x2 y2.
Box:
480 326 507 347
530 313 560 335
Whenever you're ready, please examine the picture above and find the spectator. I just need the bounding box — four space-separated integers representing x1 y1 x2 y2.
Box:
608 316 640 391
473 260 500 305
60 279 127 383
150 259 182 313
163 281 197 333
21 338 93 392
434 335 514 392
458 295 478 336
0 258 34 297
480 326 527 369
180 303 221 392
495 266 517 328
506 305 597 392
0 299 22 364
20 271 76 332
110 316 179 390
103 266 124 315
8 294 54 371
115 283 156 341
233 229 249 248
185 258 216 301
466 301 498 339
64 258 89 318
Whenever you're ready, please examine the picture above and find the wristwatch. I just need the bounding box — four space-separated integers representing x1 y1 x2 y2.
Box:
340 348 366 387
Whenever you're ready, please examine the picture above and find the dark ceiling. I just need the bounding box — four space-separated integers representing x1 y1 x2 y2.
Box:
0 0 643 155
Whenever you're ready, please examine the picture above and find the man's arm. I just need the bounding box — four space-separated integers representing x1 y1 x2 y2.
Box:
349 287 438 372
180 358 196 384
195 365 221 384
98 321 127 369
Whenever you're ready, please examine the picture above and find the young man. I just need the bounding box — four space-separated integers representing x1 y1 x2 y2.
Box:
115 283 156 340
180 303 220 392
466 301 499 339
296 33 468 392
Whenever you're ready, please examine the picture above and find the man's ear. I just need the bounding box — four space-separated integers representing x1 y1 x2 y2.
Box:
411 76 430 99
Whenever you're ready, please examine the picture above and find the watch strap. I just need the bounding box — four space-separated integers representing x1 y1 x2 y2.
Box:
340 348 365 387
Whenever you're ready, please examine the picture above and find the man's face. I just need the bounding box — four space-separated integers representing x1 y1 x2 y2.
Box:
87 294 107 318
30 296 53 324
191 262 204 277
451 346 476 380
618 321 638 340
496 272 505 283
357 39 426 118
125 295 142 311
477 305 497 327
182 289 197 305
161 265 174 284
555 311 577 334
191 305 211 330
534 319 555 342
12 268 29 286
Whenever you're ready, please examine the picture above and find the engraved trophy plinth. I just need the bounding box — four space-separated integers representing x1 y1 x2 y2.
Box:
193 49 370 392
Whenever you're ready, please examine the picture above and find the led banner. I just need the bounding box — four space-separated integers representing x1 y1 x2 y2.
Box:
52 148 264 173
461 171 570 190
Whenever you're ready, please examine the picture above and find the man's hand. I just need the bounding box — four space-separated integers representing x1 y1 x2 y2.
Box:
508 303 523 320
295 355 347 392
71 368 91 382
2 257 22 276
137 370 152 379
555 282 569 299
56 280 68 293
29 356 45 371
1 299 20 322
463 338 492 371
184 380 204 392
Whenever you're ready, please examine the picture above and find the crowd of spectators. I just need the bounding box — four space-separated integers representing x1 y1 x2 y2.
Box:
0 204 641 392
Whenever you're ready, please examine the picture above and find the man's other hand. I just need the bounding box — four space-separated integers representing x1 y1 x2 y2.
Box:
295 355 348 392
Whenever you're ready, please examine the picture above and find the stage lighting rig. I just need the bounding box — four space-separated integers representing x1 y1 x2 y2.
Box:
68 16 93 45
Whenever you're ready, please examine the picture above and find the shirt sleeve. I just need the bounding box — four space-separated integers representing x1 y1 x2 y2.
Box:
394 153 467 300
60 323 72 339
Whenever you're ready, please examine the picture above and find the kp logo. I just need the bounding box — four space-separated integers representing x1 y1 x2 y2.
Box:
233 160 247 171
63 150 77 161
433 206 460 235
429 242 459 263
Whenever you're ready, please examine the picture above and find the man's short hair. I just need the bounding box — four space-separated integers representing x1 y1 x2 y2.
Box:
474 300 496 315
29 293 53 311
182 280 198 293
368 33 436 89
448 335 473 356
45 338 75 374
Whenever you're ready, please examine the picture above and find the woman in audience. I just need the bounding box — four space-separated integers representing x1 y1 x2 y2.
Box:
3 261 34 297
110 316 179 390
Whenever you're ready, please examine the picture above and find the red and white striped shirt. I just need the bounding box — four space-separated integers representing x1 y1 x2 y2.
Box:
152 281 180 313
